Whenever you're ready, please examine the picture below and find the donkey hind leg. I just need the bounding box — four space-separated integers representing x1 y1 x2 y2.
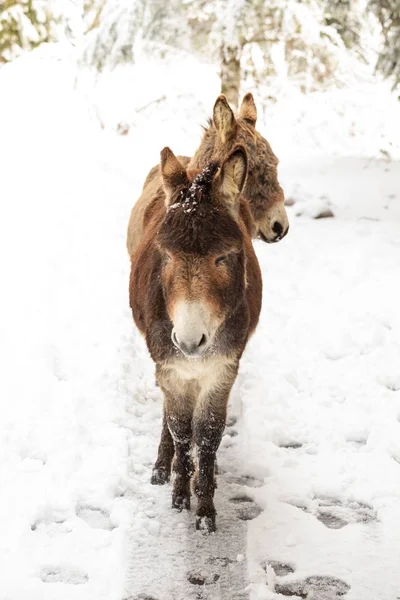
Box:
166 412 194 511
151 410 174 485
193 402 227 533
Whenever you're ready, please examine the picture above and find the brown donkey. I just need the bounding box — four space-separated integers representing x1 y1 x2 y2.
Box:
129 146 262 532
127 93 288 257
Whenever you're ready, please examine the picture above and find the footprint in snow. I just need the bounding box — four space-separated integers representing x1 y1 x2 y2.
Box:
278 441 303 450
124 596 159 600
187 570 220 585
31 519 66 532
290 497 377 529
275 575 350 599
226 414 238 427
224 474 263 488
77 505 115 530
41 566 88 585
378 375 400 392
206 555 235 567
263 560 295 576
345 431 368 446
230 494 262 521
225 428 238 438
316 497 376 529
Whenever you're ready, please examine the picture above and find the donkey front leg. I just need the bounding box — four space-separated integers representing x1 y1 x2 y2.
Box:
151 408 175 485
165 398 194 511
193 396 228 533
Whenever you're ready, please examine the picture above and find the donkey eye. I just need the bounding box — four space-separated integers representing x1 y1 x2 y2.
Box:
215 255 227 266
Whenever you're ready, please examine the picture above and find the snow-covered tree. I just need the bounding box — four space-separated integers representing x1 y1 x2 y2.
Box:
81 0 189 71
77 0 379 105
369 0 400 89
187 0 363 107
324 0 363 51
0 0 88 62
0 0 55 62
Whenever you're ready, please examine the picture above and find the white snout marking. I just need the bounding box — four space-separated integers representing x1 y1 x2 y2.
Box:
261 204 289 241
171 301 214 358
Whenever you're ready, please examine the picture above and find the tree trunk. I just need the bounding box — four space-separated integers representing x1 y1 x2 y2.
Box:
220 45 241 109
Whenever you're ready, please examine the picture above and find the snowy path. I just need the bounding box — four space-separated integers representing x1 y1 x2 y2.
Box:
122 208 400 600
122 156 400 599
1 52 400 600
124 369 251 599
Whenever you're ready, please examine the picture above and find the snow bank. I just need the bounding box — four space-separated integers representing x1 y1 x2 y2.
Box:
0 45 133 599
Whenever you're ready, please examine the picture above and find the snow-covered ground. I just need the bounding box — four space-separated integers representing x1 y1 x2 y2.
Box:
0 46 399 600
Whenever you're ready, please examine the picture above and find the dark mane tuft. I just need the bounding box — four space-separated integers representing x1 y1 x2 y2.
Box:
176 161 219 208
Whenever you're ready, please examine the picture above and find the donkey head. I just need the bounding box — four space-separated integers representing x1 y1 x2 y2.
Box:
158 146 249 359
212 94 289 243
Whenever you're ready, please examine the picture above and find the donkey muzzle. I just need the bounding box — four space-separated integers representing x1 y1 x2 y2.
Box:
172 330 208 358
170 301 212 359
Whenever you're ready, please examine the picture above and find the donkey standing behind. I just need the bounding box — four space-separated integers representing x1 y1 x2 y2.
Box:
129 146 262 532
127 93 289 257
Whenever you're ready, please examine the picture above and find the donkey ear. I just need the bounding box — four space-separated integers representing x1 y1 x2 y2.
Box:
160 147 188 203
239 93 257 126
216 145 248 215
213 95 236 142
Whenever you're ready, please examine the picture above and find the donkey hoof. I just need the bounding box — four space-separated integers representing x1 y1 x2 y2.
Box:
151 466 170 485
172 494 191 511
196 514 216 533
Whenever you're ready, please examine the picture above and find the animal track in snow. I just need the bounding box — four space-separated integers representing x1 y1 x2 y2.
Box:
187 570 220 585
125 596 159 600
225 428 238 438
278 441 303 449
316 497 376 529
30 505 69 532
124 595 159 600
77 505 115 530
344 431 369 446
40 566 88 585
224 474 263 488
206 555 235 567
290 496 376 529
226 415 238 427
378 375 400 392
262 560 295 576
31 519 65 532
230 494 262 521
275 575 350 599
230 494 254 504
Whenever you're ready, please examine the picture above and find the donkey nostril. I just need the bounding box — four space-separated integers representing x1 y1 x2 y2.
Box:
272 221 283 236
172 330 179 348
198 334 207 348
171 329 208 356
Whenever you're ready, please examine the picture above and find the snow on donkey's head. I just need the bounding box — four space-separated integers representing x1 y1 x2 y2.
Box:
194 93 289 243
129 145 262 532
158 146 251 359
